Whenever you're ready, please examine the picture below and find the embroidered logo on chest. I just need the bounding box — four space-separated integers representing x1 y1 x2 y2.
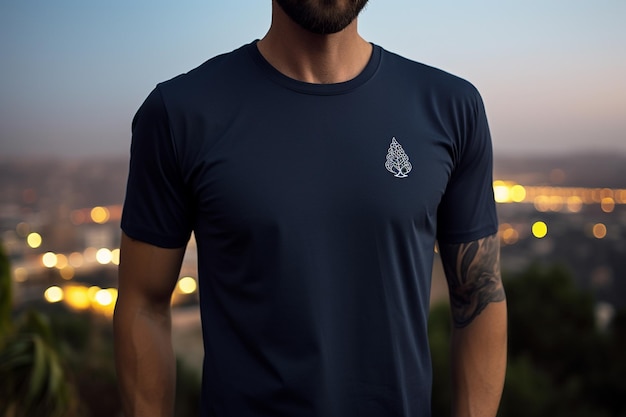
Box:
385 137 412 178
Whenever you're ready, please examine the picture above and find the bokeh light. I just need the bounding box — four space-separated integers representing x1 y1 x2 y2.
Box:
42 252 57 268
548 196 564 212
65 286 91 310
532 221 548 239
177 277 198 294
111 248 120 266
26 232 42 248
55 254 69 270
13 267 28 283
533 196 549 212
601 198 615 213
566 196 583 213
60 266 75 280
500 224 520 245
510 185 527 203
95 289 114 306
90 206 110 224
69 252 84 268
92 288 118 317
87 286 102 302
96 248 113 265
592 223 607 239
44 286 64 303
493 181 511 203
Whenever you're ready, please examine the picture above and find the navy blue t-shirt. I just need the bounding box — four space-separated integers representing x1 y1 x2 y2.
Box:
122 41 497 417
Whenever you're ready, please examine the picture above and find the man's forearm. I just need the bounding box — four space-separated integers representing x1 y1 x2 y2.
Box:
450 301 507 417
114 300 176 417
439 234 507 417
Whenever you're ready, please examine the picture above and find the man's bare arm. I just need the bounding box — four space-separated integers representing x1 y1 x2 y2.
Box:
114 232 186 417
439 233 507 417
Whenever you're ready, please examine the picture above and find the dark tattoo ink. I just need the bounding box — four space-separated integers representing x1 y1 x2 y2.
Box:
439 234 505 328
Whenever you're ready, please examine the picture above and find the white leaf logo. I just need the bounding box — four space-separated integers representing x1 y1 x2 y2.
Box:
385 137 412 178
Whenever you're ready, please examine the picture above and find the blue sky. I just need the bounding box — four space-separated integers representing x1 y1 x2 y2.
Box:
1 1 625 157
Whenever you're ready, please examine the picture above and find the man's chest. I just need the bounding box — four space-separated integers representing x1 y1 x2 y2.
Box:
183 103 456 236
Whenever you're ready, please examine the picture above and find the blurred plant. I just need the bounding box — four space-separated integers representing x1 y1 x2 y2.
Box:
0 241 201 417
429 262 626 417
0 243 79 417
0 241 11 336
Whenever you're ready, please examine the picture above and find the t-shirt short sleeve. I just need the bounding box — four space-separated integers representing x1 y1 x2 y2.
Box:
121 86 194 248
436 89 498 244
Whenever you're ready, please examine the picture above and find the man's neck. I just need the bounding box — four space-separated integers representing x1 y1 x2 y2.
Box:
257 4 372 84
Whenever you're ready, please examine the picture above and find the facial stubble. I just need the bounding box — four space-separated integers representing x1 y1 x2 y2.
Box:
274 0 369 35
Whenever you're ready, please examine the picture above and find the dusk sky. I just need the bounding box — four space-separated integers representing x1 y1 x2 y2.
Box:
1 1 625 158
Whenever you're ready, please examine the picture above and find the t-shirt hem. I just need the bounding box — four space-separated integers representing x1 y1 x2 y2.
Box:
121 224 189 249
436 224 498 245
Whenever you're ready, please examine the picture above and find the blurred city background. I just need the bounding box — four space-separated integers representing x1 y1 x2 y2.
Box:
1 1 625 416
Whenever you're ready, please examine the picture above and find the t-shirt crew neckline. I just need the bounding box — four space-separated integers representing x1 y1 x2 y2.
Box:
247 40 382 96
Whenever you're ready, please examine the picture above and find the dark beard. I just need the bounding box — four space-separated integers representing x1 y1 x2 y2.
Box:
275 0 369 35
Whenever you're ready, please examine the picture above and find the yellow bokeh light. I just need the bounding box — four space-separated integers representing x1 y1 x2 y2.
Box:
92 289 118 317
601 197 615 213
510 185 527 203
44 286 64 303
178 277 198 294
95 289 113 306
592 223 607 239
493 181 511 203
55 254 68 270
87 286 101 302
567 196 583 213
90 206 110 224
548 196 564 212
501 227 519 245
534 196 550 212
60 266 75 280
42 252 57 268
95 288 117 306
64 286 91 310
532 221 548 239
26 232 42 249
96 248 113 265
111 248 120 266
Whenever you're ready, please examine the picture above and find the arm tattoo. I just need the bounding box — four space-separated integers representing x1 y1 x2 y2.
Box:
439 234 505 328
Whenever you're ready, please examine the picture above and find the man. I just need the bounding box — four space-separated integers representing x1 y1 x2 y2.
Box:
114 1 507 416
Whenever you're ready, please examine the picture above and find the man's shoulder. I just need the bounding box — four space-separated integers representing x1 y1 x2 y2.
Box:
379 46 480 98
157 42 255 98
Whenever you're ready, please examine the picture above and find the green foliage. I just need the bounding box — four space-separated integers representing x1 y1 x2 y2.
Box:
501 354 552 416
0 243 12 339
505 264 596 382
428 302 451 414
429 263 626 417
175 357 202 417
0 310 79 417
0 241 201 416
0 242 79 417
3 300 202 417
